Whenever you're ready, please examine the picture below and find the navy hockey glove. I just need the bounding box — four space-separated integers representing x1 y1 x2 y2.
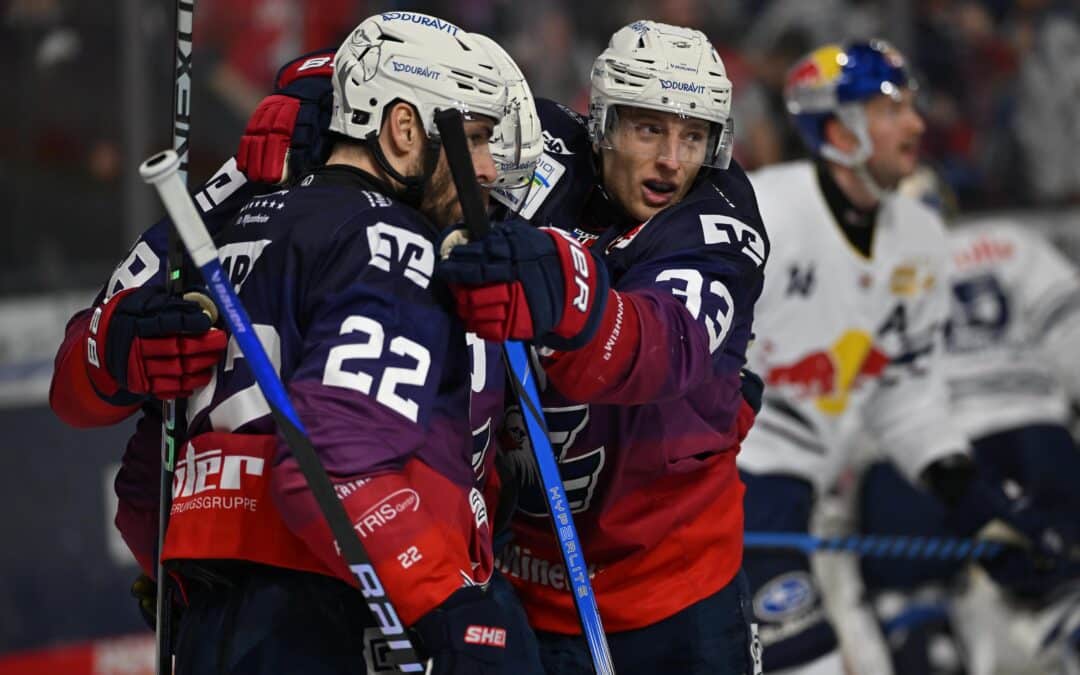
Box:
236 49 333 185
86 286 226 401
409 586 508 674
438 220 610 351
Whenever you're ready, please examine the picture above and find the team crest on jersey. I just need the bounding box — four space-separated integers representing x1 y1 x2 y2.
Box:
503 404 605 516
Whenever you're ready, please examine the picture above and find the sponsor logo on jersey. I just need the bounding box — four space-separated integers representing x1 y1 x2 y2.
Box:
542 130 573 155
353 489 421 539
380 12 460 36
699 214 766 267
765 329 889 415
659 78 706 94
366 222 435 288
753 571 817 621
496 544 599 592
172 444 265 499
952 236 1016 270
218 239 272 292
390 60 441 80
518 153 566 220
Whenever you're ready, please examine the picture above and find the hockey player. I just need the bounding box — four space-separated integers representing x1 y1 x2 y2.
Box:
845 168 1080 673
735 40 1072 673
439 20 767 675
50 14 546 675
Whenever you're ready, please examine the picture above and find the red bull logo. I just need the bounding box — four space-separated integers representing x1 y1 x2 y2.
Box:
766 330 889 415
785 45 843 94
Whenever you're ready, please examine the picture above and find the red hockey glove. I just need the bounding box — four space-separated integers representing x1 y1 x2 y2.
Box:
438 220 610 351
86 287 226 400
236 49 334 184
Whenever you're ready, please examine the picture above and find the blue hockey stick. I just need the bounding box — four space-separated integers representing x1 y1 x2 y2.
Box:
139 149 424 673
435 109 615 675
745 531 1006 560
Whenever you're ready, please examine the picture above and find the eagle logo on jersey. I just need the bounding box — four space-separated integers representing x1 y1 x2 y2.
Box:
471 417 492 481
503 404 605 517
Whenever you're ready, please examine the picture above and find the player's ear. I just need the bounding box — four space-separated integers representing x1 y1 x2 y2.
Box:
824 116 857 154
382 101 421 158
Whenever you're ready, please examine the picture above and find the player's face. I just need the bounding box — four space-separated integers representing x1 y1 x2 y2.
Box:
600 107 708 222
864 88 925 189
421 117 498 227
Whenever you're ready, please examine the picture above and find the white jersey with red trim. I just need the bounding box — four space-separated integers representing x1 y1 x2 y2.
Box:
943 218 1080 438
738 160 967 492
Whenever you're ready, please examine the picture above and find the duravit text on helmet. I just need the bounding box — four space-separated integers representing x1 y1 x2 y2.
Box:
659 79 706 94
380 12 460 36
391 61 441 80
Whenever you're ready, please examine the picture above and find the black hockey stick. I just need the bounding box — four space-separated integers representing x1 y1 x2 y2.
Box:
434 108 616 675
140 150 425 673
156 1 194 672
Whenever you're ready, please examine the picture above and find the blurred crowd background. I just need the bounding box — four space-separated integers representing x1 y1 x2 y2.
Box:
2 0 1080 297
1 0 1079 668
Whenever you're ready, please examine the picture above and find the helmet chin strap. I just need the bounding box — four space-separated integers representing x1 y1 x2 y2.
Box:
365 130 442 209
822 104 892 204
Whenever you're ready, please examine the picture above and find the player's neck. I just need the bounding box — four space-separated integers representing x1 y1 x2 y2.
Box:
326 143 400 191
826 162 879 211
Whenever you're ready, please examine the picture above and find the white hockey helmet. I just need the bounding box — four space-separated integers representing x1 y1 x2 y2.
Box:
589 20 734 169
469 32 542 191
330 12 510 153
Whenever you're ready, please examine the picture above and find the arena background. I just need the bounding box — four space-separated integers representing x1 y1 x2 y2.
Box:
1 0 1077 672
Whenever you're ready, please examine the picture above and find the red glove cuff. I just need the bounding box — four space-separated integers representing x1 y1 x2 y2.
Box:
84 288 138 399
541 228 602 342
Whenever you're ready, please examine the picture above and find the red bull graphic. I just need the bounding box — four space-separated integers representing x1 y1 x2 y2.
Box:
766 330 889 415
784 45 843 99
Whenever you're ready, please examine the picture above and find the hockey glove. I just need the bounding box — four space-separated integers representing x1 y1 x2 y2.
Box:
740 368 764 414
409 586 508 675
236 49 334 185
438 219 610 351
86 286 226 401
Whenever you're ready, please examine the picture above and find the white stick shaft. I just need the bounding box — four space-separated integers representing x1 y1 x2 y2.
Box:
139 150 216 267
